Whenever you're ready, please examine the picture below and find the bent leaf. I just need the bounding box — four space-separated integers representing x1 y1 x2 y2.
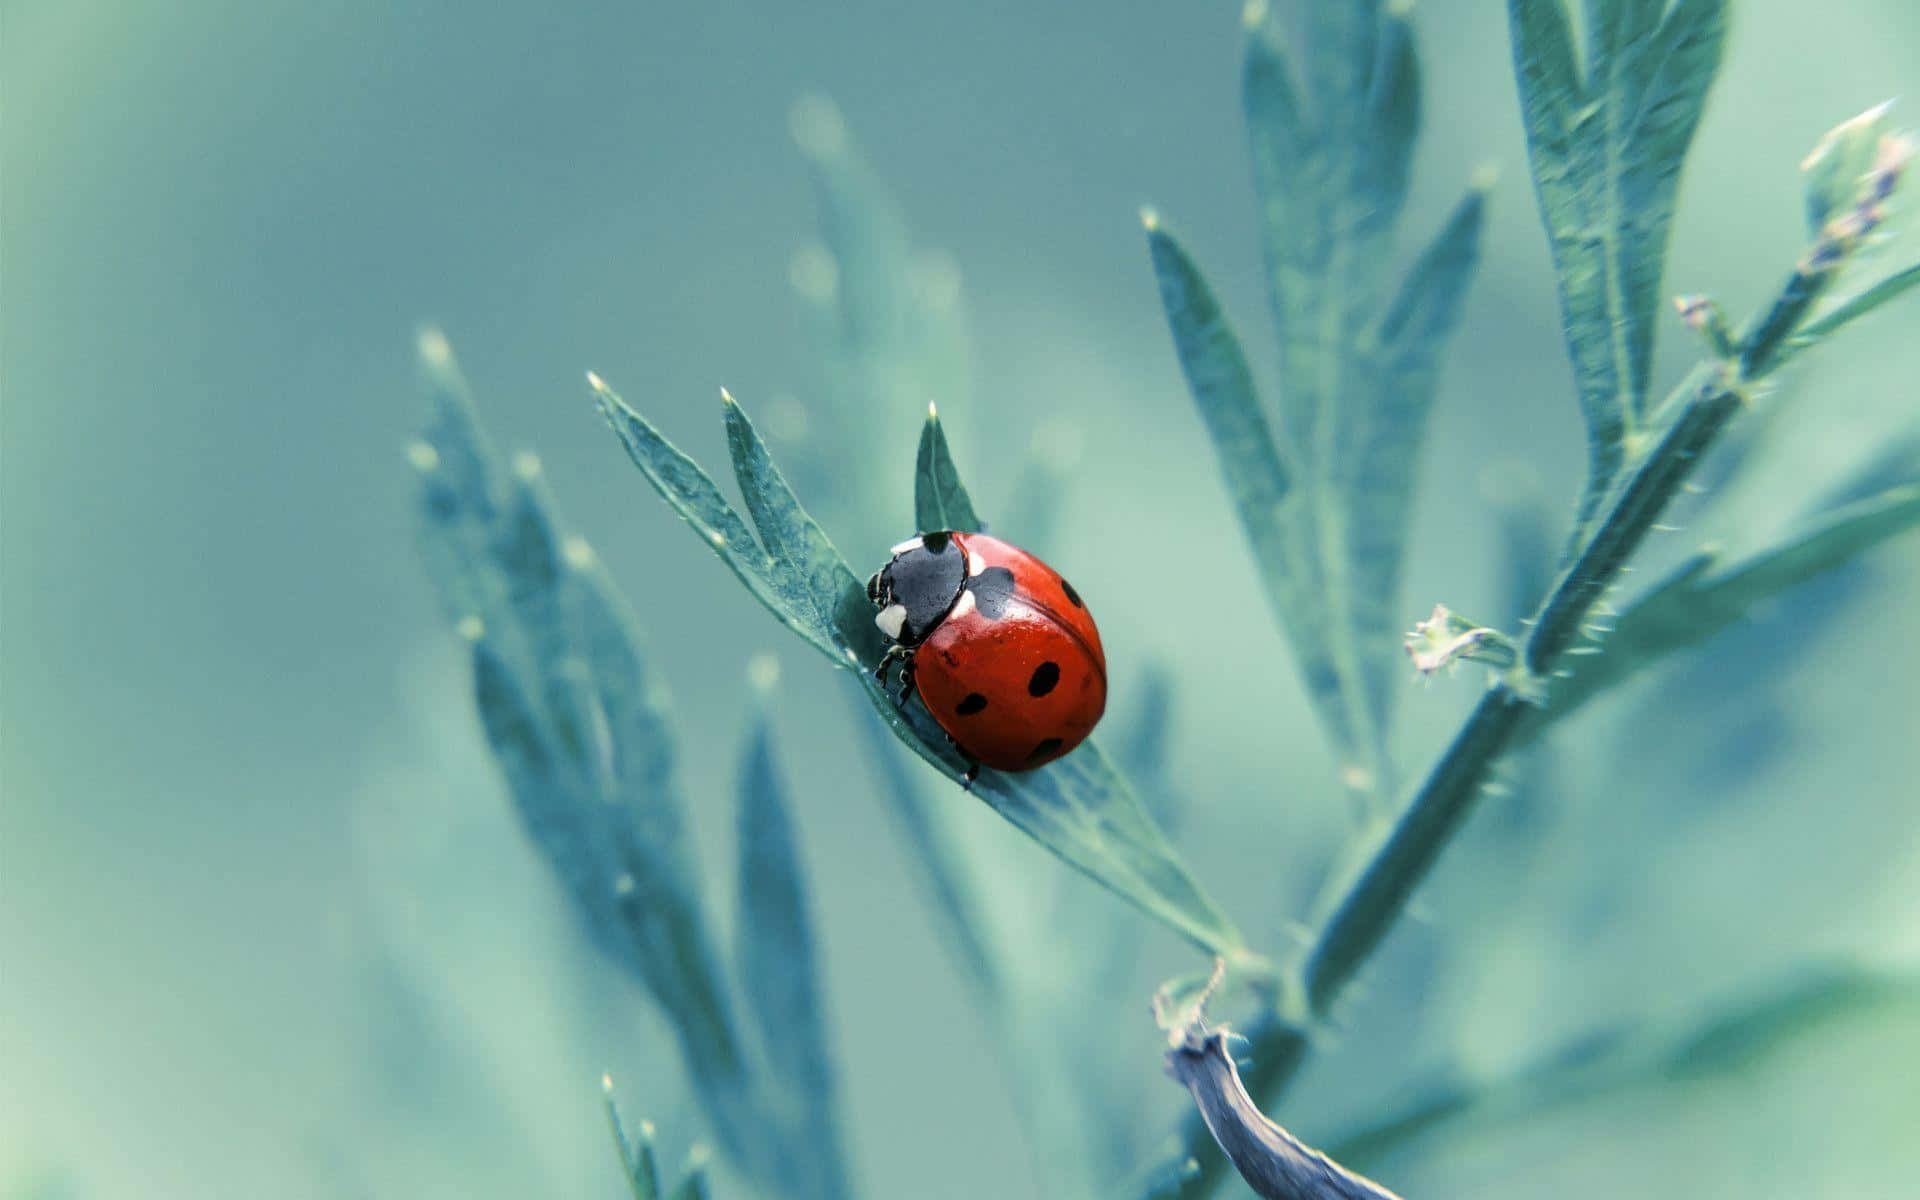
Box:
1507 0 1727 534
594 378 1245 957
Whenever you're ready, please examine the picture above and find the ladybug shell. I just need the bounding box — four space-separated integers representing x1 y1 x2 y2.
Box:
913 532 1106 771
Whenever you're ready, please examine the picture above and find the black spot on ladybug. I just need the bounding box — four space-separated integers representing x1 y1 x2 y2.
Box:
1060 577 1084 608
1026 737 1063 764
920 531 951 554
955 692 988 716
969 566 1018 619
1027 662 1060 697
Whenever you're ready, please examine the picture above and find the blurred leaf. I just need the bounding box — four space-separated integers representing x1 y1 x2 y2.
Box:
1507 0 1727 535
1347 188 1488 720
1331 965 1920 1176
415 337 763 1170
850 704 1005 1006
669 1155 713 1200
734 681 852 1200
1148 4 1485 801
1775 260 1920 371
1800 100 1896 236
789 95 972 548
914 405 982 533
1117 663 1179 832
1523 479 1920 740
593 378 1246 957
603 1080 665 1200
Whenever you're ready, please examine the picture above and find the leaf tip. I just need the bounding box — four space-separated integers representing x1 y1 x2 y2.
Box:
456 614 485 642
1139 205 1161 232
927 400 939 421
600 1071 615 1095
585 369 608 392
1387 0 1414 15
512 450 543 481
563 535 596 569
719 386 737 407
1240 0 1268 32
405 439 439 472
1470 163 1500 193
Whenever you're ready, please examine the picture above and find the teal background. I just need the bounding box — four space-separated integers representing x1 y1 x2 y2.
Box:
5 2 1918 1196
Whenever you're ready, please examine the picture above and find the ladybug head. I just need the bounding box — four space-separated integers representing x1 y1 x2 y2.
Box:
868 531 967 647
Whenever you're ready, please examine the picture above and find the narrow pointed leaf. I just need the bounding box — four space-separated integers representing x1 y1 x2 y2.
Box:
591 377 840 661
1523 480 1920 739
1146 222 1366 767
1345 187 1488 722
914 406 982 533
418 345 756 1168
734 697 852 1200
1329 967 1920 1175
602 1083 664 1200
1507 0 1727 533
1775 261 1920 370
669 1154 713 1200
722 392 888 665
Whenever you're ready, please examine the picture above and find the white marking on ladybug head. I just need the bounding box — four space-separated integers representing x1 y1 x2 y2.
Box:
967 549 987 577
875 604 908 640
890 537 922 556
950 589 977 619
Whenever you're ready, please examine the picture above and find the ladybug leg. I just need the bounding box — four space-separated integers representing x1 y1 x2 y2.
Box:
872 644 907 686
894 654 917 703
960 758 980 790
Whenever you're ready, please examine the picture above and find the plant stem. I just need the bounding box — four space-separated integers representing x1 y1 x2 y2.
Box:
1171 359 1758 1200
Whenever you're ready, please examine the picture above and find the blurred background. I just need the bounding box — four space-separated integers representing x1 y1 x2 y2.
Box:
5 1 1918 1197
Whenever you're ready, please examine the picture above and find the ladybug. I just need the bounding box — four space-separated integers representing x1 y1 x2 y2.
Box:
867 531 1106 784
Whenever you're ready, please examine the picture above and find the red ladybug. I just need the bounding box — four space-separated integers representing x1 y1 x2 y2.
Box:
867 531 1107 783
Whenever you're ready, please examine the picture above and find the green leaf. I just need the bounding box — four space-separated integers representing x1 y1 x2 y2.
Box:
733 682 852 1200
1146 5 1484 801
913 404 982 533
669 1150 713 1200
1346 187 1488 721
591 375 841 662
416 337 760 1169
1523 480 1920 740
602 1080 664 1200
1774 260 1920 370
1507 0 1727 533
596 380 1246 957
1800 100 1896 236
1329 966 1920 1175
849 703 1005 1006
